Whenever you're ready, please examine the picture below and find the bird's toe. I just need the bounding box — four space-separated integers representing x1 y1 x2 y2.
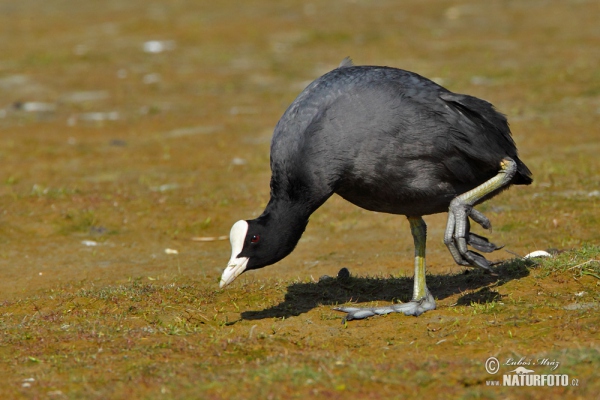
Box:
334 307 378 322
462 250 493 271
445 201 500 270
469 208 492 230
335 292 436 322
467 232 503 253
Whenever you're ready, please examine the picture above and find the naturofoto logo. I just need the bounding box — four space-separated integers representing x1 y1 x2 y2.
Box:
484 356 580 387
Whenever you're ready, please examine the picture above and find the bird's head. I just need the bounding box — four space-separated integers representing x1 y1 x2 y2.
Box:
220 215 307 288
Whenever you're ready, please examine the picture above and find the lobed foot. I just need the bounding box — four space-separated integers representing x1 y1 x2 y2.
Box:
334 290 436 322
444 203 501 271
444 158 517 271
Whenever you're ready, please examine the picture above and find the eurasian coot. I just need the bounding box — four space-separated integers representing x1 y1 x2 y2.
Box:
220 58 532 321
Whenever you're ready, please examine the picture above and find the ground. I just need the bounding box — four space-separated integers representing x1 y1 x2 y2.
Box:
0 0 599 399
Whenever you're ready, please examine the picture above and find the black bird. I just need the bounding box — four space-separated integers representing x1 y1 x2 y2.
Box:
221 58 532 321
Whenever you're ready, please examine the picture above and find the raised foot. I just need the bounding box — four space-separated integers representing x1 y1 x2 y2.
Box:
444 158 517 271
334 290 436 322
445 205 502 271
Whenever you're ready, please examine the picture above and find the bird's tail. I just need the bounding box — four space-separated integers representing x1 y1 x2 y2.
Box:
513 159 533 185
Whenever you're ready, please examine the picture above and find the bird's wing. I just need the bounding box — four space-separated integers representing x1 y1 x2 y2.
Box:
439 92 516 148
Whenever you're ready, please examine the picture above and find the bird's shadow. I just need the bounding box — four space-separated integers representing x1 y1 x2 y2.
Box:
240 258 533 321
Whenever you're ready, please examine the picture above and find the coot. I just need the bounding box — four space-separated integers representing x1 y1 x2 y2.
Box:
220 58 532 321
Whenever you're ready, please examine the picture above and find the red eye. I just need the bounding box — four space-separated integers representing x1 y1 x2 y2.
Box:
250 235 260 243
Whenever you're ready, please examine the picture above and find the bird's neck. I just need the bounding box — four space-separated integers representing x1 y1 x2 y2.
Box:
260 197 311 231
258 197 311 254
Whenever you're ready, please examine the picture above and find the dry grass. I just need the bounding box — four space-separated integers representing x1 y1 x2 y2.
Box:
1 248 599 398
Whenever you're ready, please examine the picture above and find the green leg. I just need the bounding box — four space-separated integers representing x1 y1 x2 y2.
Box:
408 216 428 301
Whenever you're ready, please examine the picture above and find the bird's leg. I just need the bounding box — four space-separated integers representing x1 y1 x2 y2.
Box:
444 158 517 270
334 216 436 321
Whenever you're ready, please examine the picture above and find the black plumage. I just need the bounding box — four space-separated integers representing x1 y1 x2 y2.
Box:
221 60 531 320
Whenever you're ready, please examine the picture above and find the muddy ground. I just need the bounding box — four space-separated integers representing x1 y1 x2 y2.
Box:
0 0 599 398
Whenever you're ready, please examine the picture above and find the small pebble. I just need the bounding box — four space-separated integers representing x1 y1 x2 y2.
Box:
231 157 247 166
337 267 350 279
14 101 56 112
143 40 176 53
524 250 552 259
319 268 351 282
